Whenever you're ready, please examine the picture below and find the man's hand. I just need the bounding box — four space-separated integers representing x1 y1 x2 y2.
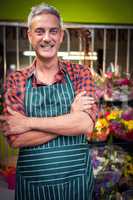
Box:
0 107 31 136
71 91 95 113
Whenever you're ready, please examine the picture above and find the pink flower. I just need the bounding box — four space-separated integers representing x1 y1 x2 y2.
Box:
105 72 113 79
115 78 132 86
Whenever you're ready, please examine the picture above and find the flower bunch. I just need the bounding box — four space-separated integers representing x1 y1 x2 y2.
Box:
1 166 16 177
90 65 133 101
90 106 133 141
91 145 133 199
123 155 133 177
106 108 133 141
91 118 109 141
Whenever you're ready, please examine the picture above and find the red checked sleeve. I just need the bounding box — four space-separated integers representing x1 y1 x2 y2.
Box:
72 64 99 126
3 72 25 115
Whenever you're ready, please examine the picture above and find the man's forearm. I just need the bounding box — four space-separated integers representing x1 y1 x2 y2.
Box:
29 111 94 136
9 131 57 148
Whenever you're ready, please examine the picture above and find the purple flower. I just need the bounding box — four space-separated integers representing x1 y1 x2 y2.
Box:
92 159 101 169
109 121 125 135
121 109 133 120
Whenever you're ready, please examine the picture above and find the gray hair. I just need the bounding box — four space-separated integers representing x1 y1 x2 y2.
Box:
27 3 63 29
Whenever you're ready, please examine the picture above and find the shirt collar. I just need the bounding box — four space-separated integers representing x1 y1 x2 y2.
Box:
19 57 67 85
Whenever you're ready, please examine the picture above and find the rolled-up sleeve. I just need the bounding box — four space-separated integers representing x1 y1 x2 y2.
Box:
3 73 25 115
74 65 99 127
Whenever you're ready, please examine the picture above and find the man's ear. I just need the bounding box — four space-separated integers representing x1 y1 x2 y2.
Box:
27 30 32 44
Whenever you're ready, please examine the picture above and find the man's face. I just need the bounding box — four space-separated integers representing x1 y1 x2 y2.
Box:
28 13 64 60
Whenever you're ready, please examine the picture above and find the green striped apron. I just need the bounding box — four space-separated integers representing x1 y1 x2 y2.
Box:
15 73 94 200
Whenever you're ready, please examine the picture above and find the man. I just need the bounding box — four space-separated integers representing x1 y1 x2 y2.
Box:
0 3 98 200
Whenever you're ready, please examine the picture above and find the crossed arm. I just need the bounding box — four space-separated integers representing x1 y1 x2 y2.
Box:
0 92 96 148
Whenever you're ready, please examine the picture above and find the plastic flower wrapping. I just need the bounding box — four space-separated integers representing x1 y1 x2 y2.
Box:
90 145 133 199
90 63 133 101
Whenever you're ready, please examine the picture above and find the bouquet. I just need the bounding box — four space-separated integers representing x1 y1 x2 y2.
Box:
90 63 133 101
90 118 110 141
90 145 133 199
106 107 133 141
90 106 133 141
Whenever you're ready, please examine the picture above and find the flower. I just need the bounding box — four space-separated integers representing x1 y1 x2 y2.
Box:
2 167 16 177
95 118 109 131
1 167 16 190
90 118 109 141
107 108 133 140
121 108 133 120
90 106 133 141
115 78 133 86
106 109 122 121
122 120 133 131
91 145 133 199
91 64 133 101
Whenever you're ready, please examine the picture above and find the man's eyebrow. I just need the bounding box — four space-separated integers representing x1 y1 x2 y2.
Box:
35 27 59 30
35 27 44 30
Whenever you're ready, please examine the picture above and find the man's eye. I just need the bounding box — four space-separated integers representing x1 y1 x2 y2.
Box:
50 28 59 34
35 29 44 35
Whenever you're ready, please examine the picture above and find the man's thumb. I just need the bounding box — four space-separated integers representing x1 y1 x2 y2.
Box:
7 107 17 115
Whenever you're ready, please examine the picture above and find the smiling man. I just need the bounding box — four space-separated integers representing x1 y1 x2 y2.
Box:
0 3 98 200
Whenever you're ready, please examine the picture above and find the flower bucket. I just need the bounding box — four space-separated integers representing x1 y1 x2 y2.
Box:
6 172 16 190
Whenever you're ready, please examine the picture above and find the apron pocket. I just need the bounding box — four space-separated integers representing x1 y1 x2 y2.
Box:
17 143 88 185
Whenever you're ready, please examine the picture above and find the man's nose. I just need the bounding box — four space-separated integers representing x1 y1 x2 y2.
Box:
42 32 50 41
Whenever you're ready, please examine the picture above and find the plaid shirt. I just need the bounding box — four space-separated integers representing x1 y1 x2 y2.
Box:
3 59 98 125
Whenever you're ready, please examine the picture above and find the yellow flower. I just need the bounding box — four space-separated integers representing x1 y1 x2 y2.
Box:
95 118 109 131
106 109 123 121
122 120 133 131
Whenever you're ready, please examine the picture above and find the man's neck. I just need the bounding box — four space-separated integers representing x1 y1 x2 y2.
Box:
35 57 59 84
36 57 59 73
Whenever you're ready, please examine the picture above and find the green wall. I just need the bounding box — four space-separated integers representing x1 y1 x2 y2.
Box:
0 0 133 24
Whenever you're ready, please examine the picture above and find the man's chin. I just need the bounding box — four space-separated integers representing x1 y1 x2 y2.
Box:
39 54 57 61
